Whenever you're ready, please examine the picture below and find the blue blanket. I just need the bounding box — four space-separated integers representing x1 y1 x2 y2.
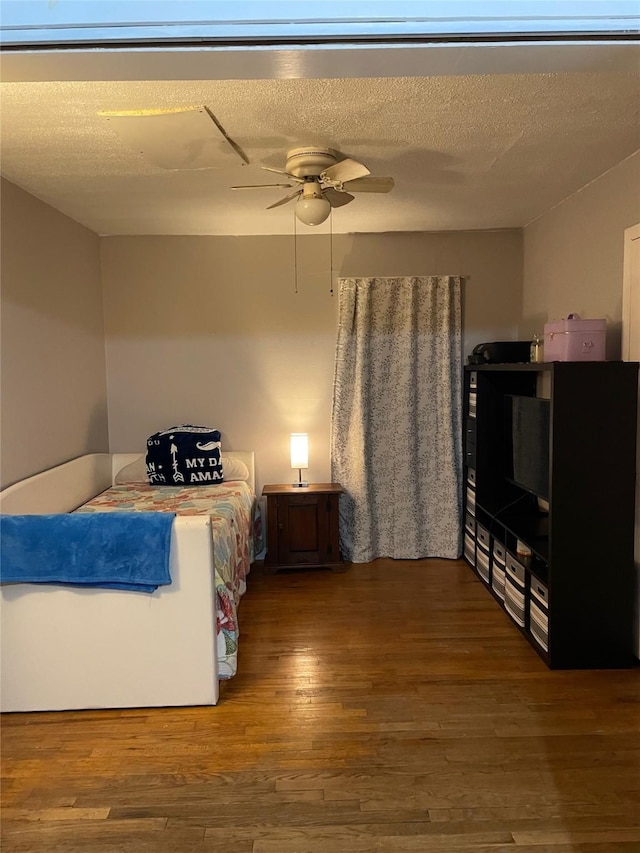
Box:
0 512 175 592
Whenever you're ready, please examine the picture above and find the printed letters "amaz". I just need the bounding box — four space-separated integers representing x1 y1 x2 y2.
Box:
189 470 223 483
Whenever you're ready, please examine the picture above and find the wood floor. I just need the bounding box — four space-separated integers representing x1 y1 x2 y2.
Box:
2 559 640 852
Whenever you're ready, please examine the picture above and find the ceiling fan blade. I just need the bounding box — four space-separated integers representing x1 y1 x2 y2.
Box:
99 106 247 170
231 183 293 190
323 188 355 208
98 108 194 117
266 189 303 210
343 176 395 193
322 158 370 184
261 165 291 176
262 166 304 183
203 107 249 166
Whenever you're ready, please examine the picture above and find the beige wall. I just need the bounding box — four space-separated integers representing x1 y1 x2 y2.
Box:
522 151 640 357
0 179 109 488
101 229 522 492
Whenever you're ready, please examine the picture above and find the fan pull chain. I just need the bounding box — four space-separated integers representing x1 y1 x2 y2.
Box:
293 207 298 294
329 208 334 296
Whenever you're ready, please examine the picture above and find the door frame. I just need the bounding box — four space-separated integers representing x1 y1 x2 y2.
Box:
622 223 640 361
622 223 640 660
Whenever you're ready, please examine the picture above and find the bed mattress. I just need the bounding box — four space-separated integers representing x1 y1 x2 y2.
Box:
76 481 260 678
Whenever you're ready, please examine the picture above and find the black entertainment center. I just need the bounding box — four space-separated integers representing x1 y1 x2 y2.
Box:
463 361 638 669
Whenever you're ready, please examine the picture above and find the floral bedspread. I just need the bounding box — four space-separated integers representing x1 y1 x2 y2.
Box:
75 482 262 679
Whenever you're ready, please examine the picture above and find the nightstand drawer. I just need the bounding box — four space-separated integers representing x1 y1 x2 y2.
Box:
282 493 318 506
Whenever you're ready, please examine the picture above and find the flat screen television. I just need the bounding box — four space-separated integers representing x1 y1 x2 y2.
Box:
504 395 550 500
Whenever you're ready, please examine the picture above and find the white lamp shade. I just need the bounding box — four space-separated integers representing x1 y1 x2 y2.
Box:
290 433 309 469
295 195 331 226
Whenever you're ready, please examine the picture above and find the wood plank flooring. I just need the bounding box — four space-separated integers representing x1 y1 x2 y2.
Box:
2 559 640 852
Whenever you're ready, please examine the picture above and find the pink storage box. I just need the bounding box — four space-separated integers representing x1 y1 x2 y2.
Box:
543 315 606 362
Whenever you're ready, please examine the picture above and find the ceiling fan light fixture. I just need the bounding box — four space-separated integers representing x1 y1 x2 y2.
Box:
295 195 331 226
294 179 331 226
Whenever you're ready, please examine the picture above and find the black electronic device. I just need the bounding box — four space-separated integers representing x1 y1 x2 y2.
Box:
504 395 551 500
467 341 532 365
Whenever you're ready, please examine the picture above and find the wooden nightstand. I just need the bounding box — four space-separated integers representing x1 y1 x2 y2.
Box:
262 483 345 572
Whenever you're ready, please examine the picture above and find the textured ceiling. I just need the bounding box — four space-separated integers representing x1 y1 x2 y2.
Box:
1 71 639 235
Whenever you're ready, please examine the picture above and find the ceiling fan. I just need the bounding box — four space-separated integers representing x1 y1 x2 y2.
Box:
231 147 395 226
99 109 394 227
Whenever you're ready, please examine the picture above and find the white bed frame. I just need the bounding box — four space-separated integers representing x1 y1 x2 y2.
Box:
0 451 255 713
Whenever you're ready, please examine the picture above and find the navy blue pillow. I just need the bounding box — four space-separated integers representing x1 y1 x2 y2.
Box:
145 425 223 486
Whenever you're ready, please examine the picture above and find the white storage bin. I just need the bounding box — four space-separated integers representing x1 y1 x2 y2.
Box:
529 578 549 652
530 578 548 608
492 564 506 601
505 576 526 627
476 523 490 552
464 512 475 537
530 598 549 652
492 541 506 565
476 544 491 584
464 532 476 566
504 553 527 627
466 485 476 516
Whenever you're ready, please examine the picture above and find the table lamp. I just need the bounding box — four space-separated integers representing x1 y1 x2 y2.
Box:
290 433 309 487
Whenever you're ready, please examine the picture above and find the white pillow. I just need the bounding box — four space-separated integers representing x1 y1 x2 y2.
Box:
114 454 249 484
114 456 147 484
222 456 250 482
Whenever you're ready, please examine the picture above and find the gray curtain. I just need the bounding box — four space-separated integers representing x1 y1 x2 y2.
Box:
330 276 463 563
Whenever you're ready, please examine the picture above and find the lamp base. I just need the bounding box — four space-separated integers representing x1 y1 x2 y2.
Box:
292 467 308 488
